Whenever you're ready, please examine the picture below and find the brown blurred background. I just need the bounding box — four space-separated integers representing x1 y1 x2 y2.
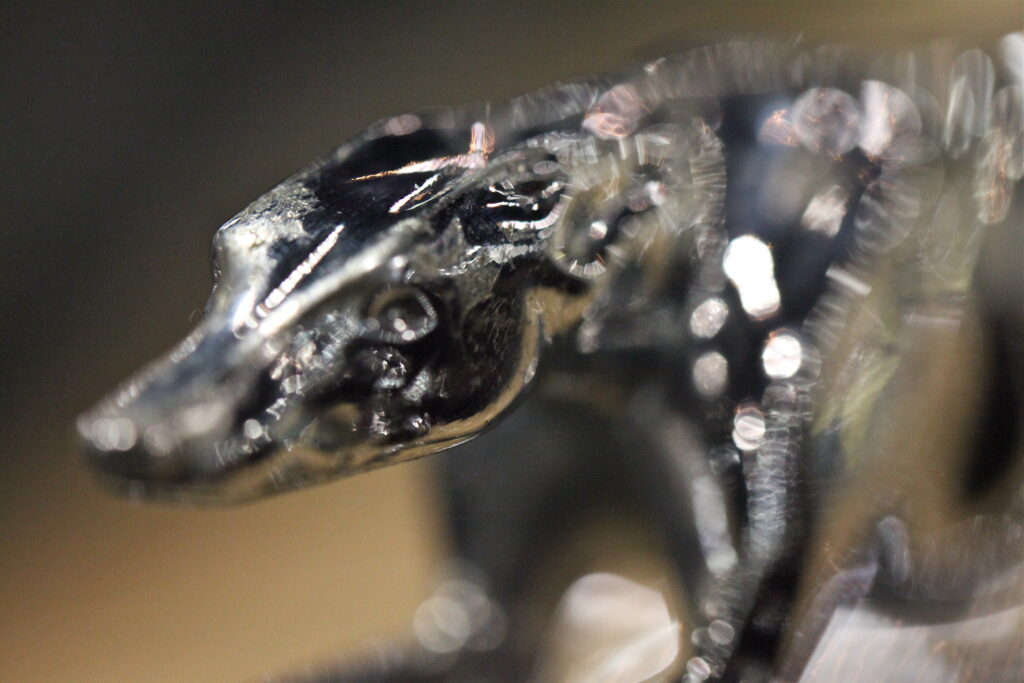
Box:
1 3 1019 681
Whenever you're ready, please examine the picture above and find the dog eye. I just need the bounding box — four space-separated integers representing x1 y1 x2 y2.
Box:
365 287 438 343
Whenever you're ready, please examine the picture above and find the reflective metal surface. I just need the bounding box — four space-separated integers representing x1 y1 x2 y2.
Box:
80 36 1023 681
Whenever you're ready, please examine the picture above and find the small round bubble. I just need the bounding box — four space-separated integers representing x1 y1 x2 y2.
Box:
792 87 861 156
708 619 735 645
762 330 803 379
694 352 729 397
687 656 712 680
690 298 729 339
732 405 766 452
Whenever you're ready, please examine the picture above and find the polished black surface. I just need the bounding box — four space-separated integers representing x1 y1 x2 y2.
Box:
78 35 1024 682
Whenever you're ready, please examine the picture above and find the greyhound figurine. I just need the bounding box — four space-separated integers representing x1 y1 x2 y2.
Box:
80 38 1023 681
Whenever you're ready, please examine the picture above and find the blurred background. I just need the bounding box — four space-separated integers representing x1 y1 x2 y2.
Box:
1 3 1019 681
